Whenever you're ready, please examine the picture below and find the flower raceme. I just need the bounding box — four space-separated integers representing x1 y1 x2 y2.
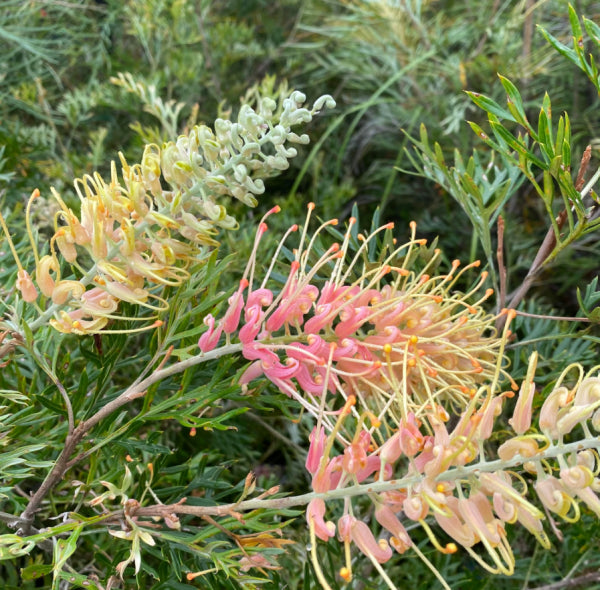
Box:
4 90 334 335
198 204 503 426
297 352 600 588
198 214 600 586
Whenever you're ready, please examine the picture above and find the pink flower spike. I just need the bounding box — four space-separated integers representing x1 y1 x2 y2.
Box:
334 305 370 339
539 386 570 439
380 432 402 465
508 381 535 435
398 413 424 457
375 505 412 552
343 517 392 564
403 495 428 521
222 279 248 334
263 357 300 381
307 498 335 541
342 440 368 475
239 361 264 385
338 514 354 542
246 288 273 309
239 305 264 344
509 353 537 435
198 314 223 352
16 269 38 303
306 426 327 475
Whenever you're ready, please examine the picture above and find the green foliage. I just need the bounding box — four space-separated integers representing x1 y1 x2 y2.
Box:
1 2 600 590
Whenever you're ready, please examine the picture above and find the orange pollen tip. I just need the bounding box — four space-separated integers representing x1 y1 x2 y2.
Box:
190 427 197 437
186 572 202 581
393 238 397 245
452 259 460 268
468 306 476 314
349 217 357 224
410 335 418 344
152 320 164 328
408 358 417 367
339 567 352 582
372 361 382 369
418 350 425 357
436 483 445 493
291 261 300 271
331 243 340 252
308 202 316 211
271 205 281 214
73 321 82 329
418 239 427 245
410 221 417 230
419 274 430 284
432 295 443 303
331 218 339 225
291 224 298 231
371 417 382 428
358 234 365 241
428 368 438 377
383 343 393 354
259 222 268 233
386 222 394 229
125 454 133 462
445 543 458 554
485 288 494 297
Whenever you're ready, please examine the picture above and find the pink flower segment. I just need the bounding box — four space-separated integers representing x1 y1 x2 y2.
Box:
199 205 501 422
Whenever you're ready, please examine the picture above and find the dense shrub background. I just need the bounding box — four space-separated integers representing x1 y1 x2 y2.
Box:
2 1 600 588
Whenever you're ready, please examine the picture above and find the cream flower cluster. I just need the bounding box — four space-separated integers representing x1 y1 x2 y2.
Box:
10 91 334 334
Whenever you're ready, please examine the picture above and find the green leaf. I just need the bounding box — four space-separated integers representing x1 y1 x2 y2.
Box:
568 3 584 40
498 75 532 131
57 571 101 589
21 564 53 580
466 91 516 122
537 25 579 64
584 15 600 47
488 121 546 169
52 524 83 585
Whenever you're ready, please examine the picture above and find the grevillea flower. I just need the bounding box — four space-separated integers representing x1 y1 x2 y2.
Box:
293 333 600 588
1 91 334 335
199 204 504 426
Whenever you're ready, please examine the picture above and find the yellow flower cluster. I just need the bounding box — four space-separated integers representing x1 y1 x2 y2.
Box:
5 90 334 334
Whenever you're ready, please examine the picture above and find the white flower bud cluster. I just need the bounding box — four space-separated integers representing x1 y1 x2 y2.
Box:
154 90 336 238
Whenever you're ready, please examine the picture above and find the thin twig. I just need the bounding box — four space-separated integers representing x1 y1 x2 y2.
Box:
18 343 243 530
499 146 593 329
527 571 600 590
